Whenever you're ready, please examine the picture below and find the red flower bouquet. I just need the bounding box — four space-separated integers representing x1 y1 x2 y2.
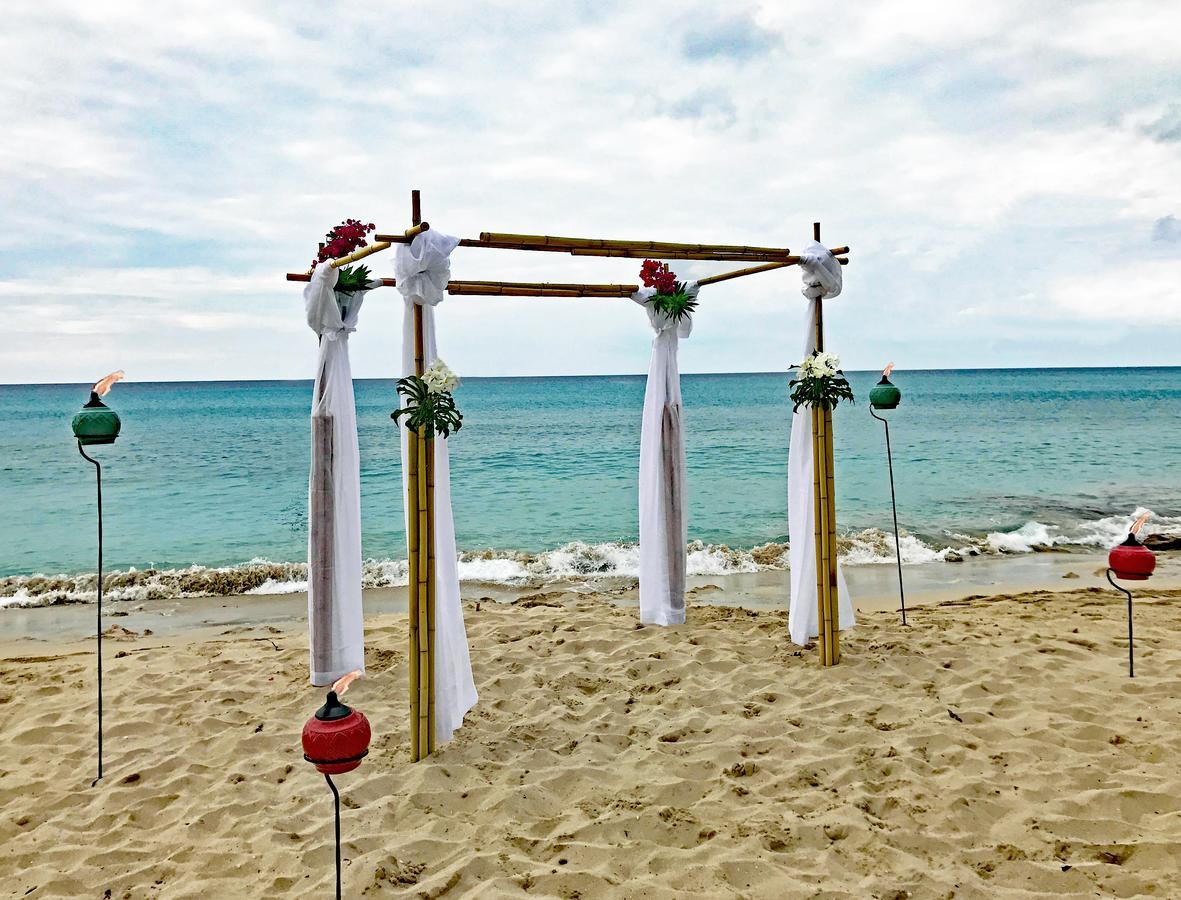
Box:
311 219 377 293
639 260 698 322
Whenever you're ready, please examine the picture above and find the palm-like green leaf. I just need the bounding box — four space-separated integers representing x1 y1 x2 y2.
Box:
649 281 699 322
788 354 856 412
391 375 464 438
335 264 372 294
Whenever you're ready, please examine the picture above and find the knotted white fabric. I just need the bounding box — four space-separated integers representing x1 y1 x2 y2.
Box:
633 284 696 626
799 239 843 300
305 263 372 685
394 229 456 307
788 242 855 645
394 229 477 745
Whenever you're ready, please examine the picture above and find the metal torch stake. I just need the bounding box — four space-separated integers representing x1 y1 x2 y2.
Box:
869 408 906 625
1105 568 1134 678
325 774 341 900
78 441 104 785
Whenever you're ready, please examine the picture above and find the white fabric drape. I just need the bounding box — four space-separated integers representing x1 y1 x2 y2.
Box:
394 229 477 745
788 241 855 645
305 264 371 685
633 285 696 626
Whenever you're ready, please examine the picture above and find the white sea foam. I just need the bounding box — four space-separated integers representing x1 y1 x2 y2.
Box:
2 510 1176 606
984 507 1181 554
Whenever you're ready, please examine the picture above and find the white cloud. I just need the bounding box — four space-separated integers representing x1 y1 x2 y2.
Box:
1 0 1179 383
1045 260 1181 325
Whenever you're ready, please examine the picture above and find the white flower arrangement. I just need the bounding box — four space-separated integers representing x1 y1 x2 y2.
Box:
421 359 460 395
789 350 854 412
392 358 463 438
798 352 840 379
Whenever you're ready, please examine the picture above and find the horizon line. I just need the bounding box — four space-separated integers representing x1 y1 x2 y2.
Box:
3 363 1179 388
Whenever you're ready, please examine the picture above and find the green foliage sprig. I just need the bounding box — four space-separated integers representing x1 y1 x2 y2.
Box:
649 289 699 322
789 350 855 412
334 264 372 294
391 361 463 438
639 259 699 322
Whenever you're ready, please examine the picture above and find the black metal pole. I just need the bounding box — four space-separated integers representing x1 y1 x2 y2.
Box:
869 408 906 625
78 442 103 785
1105 568 1134 678
325 773 341 900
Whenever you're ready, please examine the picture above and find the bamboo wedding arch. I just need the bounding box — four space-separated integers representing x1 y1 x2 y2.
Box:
287 190 852 759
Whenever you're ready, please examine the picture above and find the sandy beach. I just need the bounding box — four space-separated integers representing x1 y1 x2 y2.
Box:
3 570 1180 898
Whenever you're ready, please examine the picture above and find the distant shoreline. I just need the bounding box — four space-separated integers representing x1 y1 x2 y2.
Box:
5 550 1180 642
4 363 1180 388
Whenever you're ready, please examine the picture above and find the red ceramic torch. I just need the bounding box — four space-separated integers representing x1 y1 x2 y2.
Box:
1106 513 1155 678
303 671 369 900
1108 533 1156 581
302 689 371 775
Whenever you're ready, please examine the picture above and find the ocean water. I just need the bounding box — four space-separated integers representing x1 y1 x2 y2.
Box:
2 368 1180 604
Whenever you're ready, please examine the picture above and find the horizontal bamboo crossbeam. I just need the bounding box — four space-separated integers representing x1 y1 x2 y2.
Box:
697 259 797 286
286 273 398 285
301 222 433 276
447 282 635 297
455 280 638 291
565 247 790 262
329 240 391 269
478 232 793 256
367 222 431 243
284 274 633 296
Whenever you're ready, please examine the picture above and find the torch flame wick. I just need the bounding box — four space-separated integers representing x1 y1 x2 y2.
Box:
882 362 895 378
332 670 363 696
1130 512 1151 536
93 370 125 398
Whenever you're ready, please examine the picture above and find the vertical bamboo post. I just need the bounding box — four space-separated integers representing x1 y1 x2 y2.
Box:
812 407 833 666
426 438 437 753
416 424 430 755
824 407 840 664
811 221 840 666
407 188 437 760
406 417 421 761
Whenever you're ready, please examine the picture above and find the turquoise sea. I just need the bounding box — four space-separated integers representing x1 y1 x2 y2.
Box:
2 368 1180 603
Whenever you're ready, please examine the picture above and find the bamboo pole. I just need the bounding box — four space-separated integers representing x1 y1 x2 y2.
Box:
567 247 795 262
305 221 432 276
455 280 639 291
811 221 839 667
461 239 792 260
286 273 397 285
824 407 840 664
811 407 828 665
369 222 431 243
814 407 835 666
328 240 391 269
425 436 437 754
408 187 441 755
446 282 635 297
406 417 421 761
478 232 794 256
416 424 430 756
697 260 796 286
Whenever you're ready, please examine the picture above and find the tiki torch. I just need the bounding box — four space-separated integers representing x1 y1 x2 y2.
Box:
302 671 370 900
868 363 906 625
71 370 123 785
1106 513 1156 678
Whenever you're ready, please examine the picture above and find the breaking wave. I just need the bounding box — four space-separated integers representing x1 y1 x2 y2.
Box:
3 509 1178 608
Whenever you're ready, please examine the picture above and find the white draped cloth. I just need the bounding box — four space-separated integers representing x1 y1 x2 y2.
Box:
394 229 478 745
305 264 371 685
788 241 855 645
632 285 696 626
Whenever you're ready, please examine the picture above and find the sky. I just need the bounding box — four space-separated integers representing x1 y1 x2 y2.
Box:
1 0 1179 384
